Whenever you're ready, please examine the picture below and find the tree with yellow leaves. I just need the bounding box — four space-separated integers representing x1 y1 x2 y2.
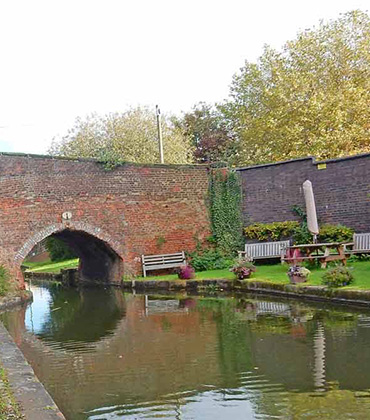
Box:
49 107 194 165
222 10 370 165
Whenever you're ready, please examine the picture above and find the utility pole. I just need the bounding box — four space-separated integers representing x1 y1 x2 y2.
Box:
156 105 164 164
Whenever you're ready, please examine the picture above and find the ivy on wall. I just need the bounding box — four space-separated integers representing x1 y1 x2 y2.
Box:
0 265 9 296
209 169 244 255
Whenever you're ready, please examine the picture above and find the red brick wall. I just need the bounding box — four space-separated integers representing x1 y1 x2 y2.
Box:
0 153 211 287
238 154 370 232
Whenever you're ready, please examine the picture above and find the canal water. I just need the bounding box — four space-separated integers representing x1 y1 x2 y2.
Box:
2 283 370 419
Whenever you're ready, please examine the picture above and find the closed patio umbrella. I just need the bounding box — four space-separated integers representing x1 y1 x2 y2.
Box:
303 180 319 243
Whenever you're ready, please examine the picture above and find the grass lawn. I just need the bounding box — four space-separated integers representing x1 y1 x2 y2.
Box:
139 261 370 290
22 258 79 274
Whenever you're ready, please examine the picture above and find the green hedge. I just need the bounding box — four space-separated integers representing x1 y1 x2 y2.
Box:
318 224 354 243
245 222 354 244
244 221 299 242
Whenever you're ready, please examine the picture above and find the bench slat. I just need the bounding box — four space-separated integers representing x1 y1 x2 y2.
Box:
145 259 185 267
144 256 184 262
354 233 370 252
242 240 290 260
144 263 185 270
143 252 184 259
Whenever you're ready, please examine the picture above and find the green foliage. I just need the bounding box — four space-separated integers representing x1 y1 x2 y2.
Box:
209 170 244 255
322 266 354 288
244 221 299 241
348 254 370 263
318 224 354 243
188 249 234 272
0 266 9 296
245 216 354 246
291 205 312 244
46 237 77 262
222 10 370 166
0 366 24 419
176 102 236 164
49 107 194 165
292 225 312 245
156 236 167 249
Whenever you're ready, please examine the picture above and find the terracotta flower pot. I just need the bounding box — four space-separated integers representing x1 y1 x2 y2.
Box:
288 274 307 284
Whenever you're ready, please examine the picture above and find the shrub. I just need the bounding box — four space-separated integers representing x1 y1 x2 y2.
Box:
322 266 354 288
46 237 77 262
230 257 256 280
0 266 9 296
292 225 313 245
177 265 195 280
318 224 354 243
348 254 370 263
244 221 299 242
188 249 234 272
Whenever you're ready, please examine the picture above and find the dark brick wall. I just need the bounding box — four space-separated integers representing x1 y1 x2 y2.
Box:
238 154 370 232
0 154 211 287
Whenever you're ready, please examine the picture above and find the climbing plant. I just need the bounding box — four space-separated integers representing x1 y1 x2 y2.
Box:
0 265 9 296
209 169 244 255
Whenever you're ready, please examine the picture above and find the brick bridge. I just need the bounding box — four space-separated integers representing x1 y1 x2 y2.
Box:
0 153 210 288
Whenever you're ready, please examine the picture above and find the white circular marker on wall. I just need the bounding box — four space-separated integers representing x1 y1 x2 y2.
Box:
62 211 72 220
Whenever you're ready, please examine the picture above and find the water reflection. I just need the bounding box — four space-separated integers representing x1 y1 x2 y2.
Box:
23 283 126 350
2 284 370 419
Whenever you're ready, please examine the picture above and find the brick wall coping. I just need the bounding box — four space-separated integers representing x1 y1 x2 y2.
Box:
236 152 370 172
0 151 208 170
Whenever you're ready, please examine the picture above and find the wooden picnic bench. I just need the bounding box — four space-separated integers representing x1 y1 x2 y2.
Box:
142 251 186 277
238 240 290 262
282 242 350 268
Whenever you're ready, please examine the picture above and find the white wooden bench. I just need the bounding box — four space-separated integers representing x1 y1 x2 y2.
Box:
238 240 290 262
348 233 370 254
142 251 186 277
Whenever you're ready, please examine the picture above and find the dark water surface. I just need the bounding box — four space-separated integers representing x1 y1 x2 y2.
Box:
3 283 370 419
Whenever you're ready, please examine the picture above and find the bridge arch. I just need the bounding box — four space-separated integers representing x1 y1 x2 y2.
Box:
15 222 124 284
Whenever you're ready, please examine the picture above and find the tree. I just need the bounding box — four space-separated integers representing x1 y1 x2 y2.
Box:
46 237 77 262
49 107 194 165
177 103 237 164
222 10 370 165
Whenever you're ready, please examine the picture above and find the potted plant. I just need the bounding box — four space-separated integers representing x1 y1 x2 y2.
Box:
230 257 256 280
177 265 195 280
287 265 310 283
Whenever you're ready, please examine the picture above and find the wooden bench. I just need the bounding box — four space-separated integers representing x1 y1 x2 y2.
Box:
353 233 370 253
238 240 290 262
142 251 186 277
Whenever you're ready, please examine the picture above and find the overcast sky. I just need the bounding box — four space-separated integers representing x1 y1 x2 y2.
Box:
1 0 369 154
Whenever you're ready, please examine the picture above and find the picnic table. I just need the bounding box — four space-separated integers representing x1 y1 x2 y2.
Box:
283 242 353 268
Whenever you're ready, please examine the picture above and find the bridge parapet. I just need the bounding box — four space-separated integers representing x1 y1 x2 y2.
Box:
0 153 211 286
